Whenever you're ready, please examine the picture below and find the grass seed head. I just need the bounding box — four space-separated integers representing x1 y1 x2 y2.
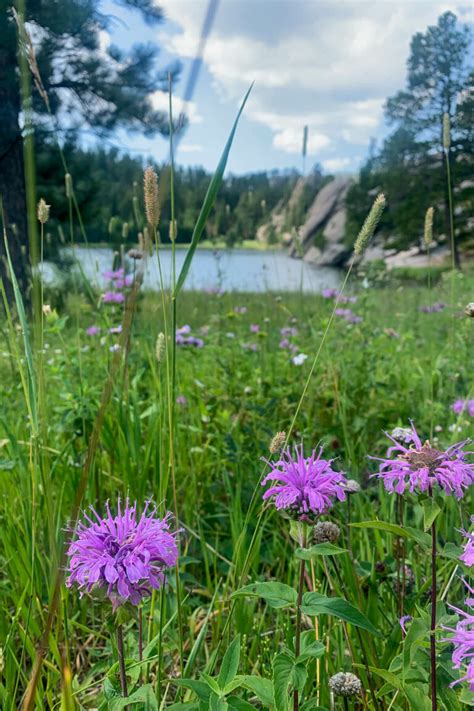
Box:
65 173 73 199
354 193 386 256
443 112 451 151
144 167 160 229
424 206 434 247
37 198 50 224
156 332 166 363
269 431 286 454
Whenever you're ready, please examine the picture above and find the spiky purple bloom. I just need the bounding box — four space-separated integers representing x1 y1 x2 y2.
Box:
371 422 474 498
262 445 347 522
86 325 100 336
322 288 338 299
442 580 474 691
66 500 178 609
103 291 125 304
452 399 474 417
460 517 474 567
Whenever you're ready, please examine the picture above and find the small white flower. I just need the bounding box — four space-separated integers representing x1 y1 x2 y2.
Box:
109 344 121 353
292 353 308 366
226 332 235 338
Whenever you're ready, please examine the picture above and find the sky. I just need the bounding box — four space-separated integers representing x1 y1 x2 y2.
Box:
101 0 471 175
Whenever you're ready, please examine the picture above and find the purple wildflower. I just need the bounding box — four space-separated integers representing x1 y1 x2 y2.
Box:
442 580 474 691
177 325 191 335
280 327 298 337
176 395 187 406
66 500 179 609
460 517 474 567
371 422 474 497
103 291 125 304
452 399 474 417
103 268 124 281
250 324 260 333
399 615 412 635
86 326 100 336
279 338 290 349
419 302 447 313
322 288 338 299
261 445 347 522
109 325 123 335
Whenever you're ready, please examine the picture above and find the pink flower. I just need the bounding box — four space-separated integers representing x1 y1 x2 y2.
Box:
370 422 474 498
103 291 125 304
262 445 347 522
460 518 474 567
86 326 100 336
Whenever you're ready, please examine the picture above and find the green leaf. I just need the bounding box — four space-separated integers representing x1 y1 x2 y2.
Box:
108 683 158 710
232 582 297 609
298 632 325 662
218 636 241 689
167 705 200 711
301 593 380 636
272 652 294 711
421 498 442 532
364 666 403 690
227 697 259 711
350 520 431 548
403 685 432 711
174 680 212 701
209 693 228 711
295 544 348 559
201 673 222 695
290 664 307 693
300 702 328 711
240 676 274 707
174 84 252 297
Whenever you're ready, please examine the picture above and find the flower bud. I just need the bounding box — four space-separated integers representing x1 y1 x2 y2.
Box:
313 521 340 544
329 672 362 697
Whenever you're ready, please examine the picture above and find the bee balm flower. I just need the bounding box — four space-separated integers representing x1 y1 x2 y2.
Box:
371 422 474 498
66 500 179 609
262 445 347 523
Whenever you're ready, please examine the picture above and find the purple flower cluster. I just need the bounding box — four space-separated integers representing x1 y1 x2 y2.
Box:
371 423 474 498
262 445 347 522
460 518 474 567
66 500 179 609
102 267 134 306
453 399 474 417
176 325 204 348
86 325 100 336
335 308 363 324
419 302 446 313
322 288 357 304
443 580 474 692
279 326 299 352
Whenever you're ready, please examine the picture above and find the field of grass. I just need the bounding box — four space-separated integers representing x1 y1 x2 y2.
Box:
0 260 473 709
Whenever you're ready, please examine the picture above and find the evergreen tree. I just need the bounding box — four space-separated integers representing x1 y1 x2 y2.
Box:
0 0 177 298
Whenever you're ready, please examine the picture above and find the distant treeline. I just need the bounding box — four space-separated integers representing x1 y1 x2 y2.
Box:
37 140 300 251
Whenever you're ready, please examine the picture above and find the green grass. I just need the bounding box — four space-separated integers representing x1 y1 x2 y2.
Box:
0 272 473 709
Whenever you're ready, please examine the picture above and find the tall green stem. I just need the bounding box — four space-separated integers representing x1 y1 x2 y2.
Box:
430 508 438 710
117 624 128 698
294 529 307 711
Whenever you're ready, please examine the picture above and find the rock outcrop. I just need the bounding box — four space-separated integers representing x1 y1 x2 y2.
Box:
291 176 353 266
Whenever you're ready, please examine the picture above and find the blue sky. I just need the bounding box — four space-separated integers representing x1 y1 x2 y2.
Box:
100 0 470 175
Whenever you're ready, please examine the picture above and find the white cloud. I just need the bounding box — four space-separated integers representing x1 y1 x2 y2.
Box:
179 143 204 153
157 0 467 159
149 92 202 124
322 157 353 173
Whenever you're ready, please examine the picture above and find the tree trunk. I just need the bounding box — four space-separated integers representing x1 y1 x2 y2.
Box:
0 8 30 305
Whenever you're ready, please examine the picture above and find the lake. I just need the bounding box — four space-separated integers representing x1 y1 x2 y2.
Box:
42 246 341 293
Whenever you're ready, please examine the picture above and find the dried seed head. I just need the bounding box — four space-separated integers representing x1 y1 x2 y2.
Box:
144 167 160 229
423 207 434 247
269 431 286 454
122 222 129 239
155 332 166 363
345 479 361 494
464 303 474 318
443 112 451 151
37 198 50 224
354 193 386 256
329 672 362 697
65 173 73 199
127 248 143 260
313 521 340 544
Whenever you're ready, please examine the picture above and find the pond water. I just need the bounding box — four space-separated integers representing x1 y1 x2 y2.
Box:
42 246 341 293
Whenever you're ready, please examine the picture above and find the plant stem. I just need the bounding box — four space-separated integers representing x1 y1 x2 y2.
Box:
294 555 306 711
117 624 128 698
138 607 143 663
430 513 437 710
